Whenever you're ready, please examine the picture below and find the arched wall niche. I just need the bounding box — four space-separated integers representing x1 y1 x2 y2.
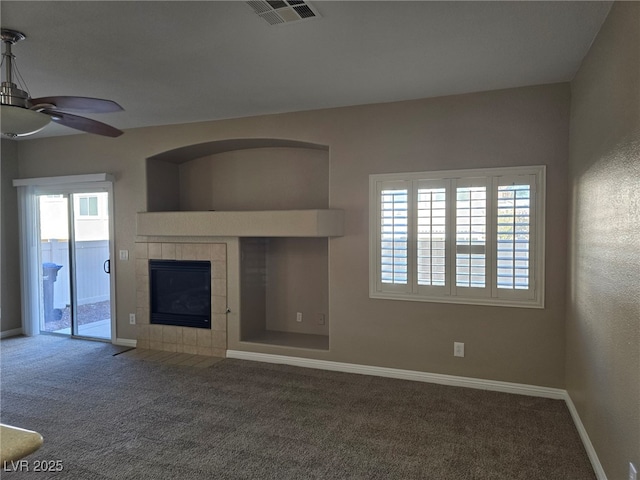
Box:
146 138 329 212
141 138 334 348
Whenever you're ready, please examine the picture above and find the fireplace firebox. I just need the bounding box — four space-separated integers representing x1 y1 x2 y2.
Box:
149 260 211 329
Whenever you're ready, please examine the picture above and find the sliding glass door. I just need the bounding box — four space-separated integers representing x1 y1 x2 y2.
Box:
73 192 112 338
36 190 113 340
38 193 71 334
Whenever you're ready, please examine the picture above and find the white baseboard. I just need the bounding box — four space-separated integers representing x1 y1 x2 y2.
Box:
225 350 566 399
226 349 606 478
0 328 23 339
563 393 607 480
114 338 136 347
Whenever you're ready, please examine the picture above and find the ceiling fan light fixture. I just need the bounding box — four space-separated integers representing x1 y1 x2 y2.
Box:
1 27 123 138
1 104 51 137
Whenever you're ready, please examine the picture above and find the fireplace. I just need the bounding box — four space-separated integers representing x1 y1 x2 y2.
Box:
149 259 211 329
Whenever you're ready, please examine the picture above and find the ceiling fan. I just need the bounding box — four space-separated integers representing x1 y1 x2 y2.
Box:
1 28 124 138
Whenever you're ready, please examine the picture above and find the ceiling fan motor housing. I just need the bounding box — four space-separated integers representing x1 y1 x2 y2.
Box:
1 29 31 109
1 83 31 109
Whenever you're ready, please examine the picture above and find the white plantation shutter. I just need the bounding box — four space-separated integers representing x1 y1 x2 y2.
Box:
377 180 411 293
493 174 537 301
453 179 490 298
370 166 544 308
496 185 530 289
416 181 448 294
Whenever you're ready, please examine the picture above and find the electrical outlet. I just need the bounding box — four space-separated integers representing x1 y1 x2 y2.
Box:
318 314 326 325
454 342 465 357
630 462 637 480
129 313 136 325
296 312 303 323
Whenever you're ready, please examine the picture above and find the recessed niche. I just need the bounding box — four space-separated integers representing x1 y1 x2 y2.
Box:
143 138 334 353
240 237 329 351
146 139 329 212
179 147 328 211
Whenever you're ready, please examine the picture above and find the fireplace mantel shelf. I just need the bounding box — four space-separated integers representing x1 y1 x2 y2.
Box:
137 209 344 238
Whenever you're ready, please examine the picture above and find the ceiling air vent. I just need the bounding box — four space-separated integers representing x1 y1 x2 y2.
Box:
246 0 320 26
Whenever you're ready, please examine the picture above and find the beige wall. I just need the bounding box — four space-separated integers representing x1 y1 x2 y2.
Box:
240 238 267 340
239 237 329 338
179 147 329 211
180 147 330 338
146 158 179 212
265 237 329 336
567 2 640 479
13 82 570 386
1 139 22 333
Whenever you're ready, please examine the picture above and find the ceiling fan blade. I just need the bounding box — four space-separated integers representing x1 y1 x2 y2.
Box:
44 110 123 137
32 96 123 114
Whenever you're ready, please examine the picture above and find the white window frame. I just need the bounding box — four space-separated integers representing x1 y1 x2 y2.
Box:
369 165 545 309
77 194 100 217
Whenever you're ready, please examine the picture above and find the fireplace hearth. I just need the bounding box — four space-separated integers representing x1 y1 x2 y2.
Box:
149 259 211 329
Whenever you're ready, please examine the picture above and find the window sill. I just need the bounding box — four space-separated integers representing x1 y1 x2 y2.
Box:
370 291 544 309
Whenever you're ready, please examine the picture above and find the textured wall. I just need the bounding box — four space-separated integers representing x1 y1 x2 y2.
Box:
265 238 329 336
1 139 22 333
13 82 570 386
179 147 329 211
567 2 640 479
240 238 267 340
146 158 179 212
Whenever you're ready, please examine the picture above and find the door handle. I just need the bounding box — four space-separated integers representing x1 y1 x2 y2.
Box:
103 259 111 274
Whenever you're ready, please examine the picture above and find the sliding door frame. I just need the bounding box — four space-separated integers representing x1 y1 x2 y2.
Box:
14 174 116 343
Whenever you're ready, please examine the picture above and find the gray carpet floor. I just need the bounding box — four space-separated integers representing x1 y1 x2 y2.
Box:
0 335 595 479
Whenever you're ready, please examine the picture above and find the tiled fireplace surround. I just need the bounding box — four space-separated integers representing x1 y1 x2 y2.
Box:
134 241 227 357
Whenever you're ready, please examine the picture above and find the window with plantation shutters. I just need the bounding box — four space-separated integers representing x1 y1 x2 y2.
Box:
455 182 487 292
496 185 530 289
416 183 447 290
370 166 545 308
492 174 538 302
380 185 409 287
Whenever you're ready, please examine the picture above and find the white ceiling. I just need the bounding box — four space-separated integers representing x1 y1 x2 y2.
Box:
1 1 612 138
